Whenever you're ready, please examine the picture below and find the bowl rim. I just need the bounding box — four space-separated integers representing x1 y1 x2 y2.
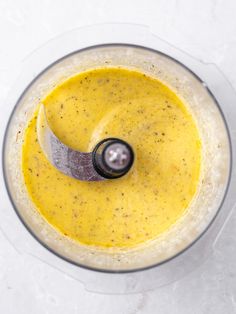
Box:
2 43 232 274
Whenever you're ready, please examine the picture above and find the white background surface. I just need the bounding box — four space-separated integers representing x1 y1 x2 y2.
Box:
0 0 236 313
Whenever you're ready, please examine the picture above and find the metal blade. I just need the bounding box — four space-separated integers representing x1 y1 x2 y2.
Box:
36 104 105 181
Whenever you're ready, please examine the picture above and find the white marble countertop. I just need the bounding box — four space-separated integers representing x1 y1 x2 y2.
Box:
0 0 236 313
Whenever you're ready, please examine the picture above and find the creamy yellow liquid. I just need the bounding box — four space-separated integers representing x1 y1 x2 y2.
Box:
22 67 201 248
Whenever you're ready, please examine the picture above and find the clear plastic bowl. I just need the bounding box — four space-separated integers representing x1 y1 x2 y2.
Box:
2 24 236 293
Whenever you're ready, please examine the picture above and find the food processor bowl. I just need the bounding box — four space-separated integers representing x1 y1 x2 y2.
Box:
2 24 236 293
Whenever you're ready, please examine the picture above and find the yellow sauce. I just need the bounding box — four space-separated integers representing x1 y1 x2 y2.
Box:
22 67 201 248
